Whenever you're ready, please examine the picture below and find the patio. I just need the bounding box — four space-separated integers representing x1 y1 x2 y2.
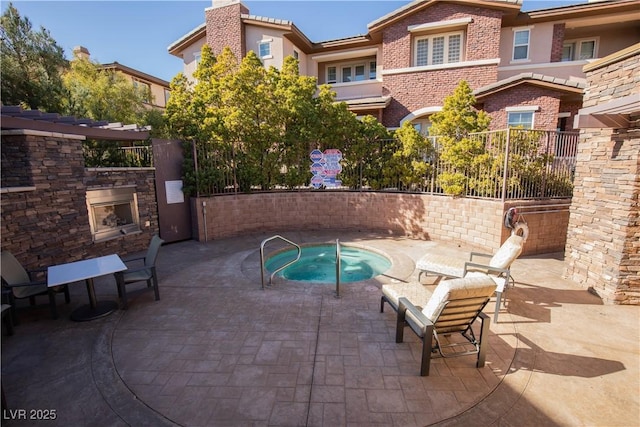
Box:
1 231 638 426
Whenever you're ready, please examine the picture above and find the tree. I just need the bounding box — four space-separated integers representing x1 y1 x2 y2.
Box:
429 80 491 196
61 54 150 124
0 3 67 111
387 121 433 190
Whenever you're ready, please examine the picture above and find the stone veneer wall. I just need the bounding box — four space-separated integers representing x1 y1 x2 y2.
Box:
205 0 248 61
0 130 158 271
192 192 570 256
564 49 640 304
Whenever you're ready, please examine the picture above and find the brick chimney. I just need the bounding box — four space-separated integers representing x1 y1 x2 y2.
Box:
205 0 249 61
72 46 90 60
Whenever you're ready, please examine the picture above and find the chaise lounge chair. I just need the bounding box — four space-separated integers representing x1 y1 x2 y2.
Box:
383 274 497 376
415 233 525 322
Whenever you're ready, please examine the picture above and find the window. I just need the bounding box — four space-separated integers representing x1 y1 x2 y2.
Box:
342 66 352 82
258 40 271 58
164 89 171 105
507 111 534 129
194 52 201 68
414 31 463 67
562 39 597 61
513 29 530 61
326 61 376 84
133 79 151 103
327 66 337 84
293 50 299 60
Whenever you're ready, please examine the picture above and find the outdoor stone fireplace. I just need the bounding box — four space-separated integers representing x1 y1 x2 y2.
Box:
86 186 140 241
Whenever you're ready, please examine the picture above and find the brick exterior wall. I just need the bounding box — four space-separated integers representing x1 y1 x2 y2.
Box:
205 1 249 60
380 4 502 127
482 85 562 130
550 23 566 63
0 130 159 272
564 51 640 304
192 192 570 256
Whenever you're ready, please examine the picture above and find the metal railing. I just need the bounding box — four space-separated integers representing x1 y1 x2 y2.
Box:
260 235 301 289
83 143 153 168
335 239 341 298
190 128 578 200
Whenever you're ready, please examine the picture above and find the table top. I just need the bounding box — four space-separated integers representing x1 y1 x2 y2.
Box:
48 254 127 287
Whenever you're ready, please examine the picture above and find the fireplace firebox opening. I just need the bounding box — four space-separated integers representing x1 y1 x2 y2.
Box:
87 187 140 241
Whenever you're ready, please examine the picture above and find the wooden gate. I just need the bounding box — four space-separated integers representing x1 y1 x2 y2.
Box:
152 139 192 242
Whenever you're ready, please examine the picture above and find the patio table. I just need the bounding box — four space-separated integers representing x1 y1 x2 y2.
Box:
48 254 126 322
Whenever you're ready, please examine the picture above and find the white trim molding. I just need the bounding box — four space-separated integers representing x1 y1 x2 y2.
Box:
506 105 540 112
383 58 500 76
400 107 443 126
408 17 473 33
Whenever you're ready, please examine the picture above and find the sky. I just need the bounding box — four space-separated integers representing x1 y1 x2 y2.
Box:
4 0 587 82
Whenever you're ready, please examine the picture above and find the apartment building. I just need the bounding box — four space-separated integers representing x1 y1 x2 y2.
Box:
73 46 171 110
167 0 639 132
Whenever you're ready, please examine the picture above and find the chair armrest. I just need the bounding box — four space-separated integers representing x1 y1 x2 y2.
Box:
463 262 510 277
122 255 146 264
469 252 491 261
2 280 47 288
117 265 154 275
398 297 433 336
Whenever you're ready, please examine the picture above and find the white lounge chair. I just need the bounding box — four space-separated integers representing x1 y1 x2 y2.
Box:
415 233 525 322
382 274 497 376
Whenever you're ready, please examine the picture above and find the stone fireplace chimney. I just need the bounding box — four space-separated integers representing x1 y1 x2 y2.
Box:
72 45 90 60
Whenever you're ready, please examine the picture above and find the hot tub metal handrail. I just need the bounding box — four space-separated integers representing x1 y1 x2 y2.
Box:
335 239 341 298
260 235 302 289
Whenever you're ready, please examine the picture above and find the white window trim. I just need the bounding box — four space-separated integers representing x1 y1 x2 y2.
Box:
506 106 540 112
507 108 537 129
408 17 473 32
511 26 533 63
562 37 599 61
258 38 273 59
383 58 500 76
413 30 464 67
326 60 377 84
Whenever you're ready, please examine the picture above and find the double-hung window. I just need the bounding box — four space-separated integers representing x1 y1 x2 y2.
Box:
513 29 530 61
414 31 462 67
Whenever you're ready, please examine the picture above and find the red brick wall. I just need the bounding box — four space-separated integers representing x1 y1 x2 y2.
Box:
550 23 566 63
193 192 570 256
205 2 248 60
380 3 503 127
482 85 562 130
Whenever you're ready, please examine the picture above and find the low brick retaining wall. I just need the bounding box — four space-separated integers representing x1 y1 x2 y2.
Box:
191 192 570 256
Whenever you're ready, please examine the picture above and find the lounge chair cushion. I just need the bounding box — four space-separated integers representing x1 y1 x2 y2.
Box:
415 253 465 278
489 235 524 269
418 275 497 323
382 282 434 310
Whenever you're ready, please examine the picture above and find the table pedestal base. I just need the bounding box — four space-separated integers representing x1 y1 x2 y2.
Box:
70 300 119 322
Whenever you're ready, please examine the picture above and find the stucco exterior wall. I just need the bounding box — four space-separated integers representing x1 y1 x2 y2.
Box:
192 192 570 256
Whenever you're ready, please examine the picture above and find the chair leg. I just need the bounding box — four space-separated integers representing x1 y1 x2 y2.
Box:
47 290 59 319
152 272 160 301
116 274 128 310
63 285 71 304
476 313 491 368
1 306 13 336
420 324 434 376
395 308 406 343
494 291 502 323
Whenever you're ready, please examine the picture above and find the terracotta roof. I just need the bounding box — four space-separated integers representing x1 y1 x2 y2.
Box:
474 73 585 99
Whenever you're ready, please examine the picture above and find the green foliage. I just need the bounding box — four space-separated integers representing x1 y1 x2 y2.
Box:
61 55 149 124
0 3 67 111
430 81 491 196
387 121 434 191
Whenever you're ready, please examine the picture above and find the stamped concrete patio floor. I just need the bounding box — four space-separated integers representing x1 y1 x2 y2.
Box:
2 231 639 426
